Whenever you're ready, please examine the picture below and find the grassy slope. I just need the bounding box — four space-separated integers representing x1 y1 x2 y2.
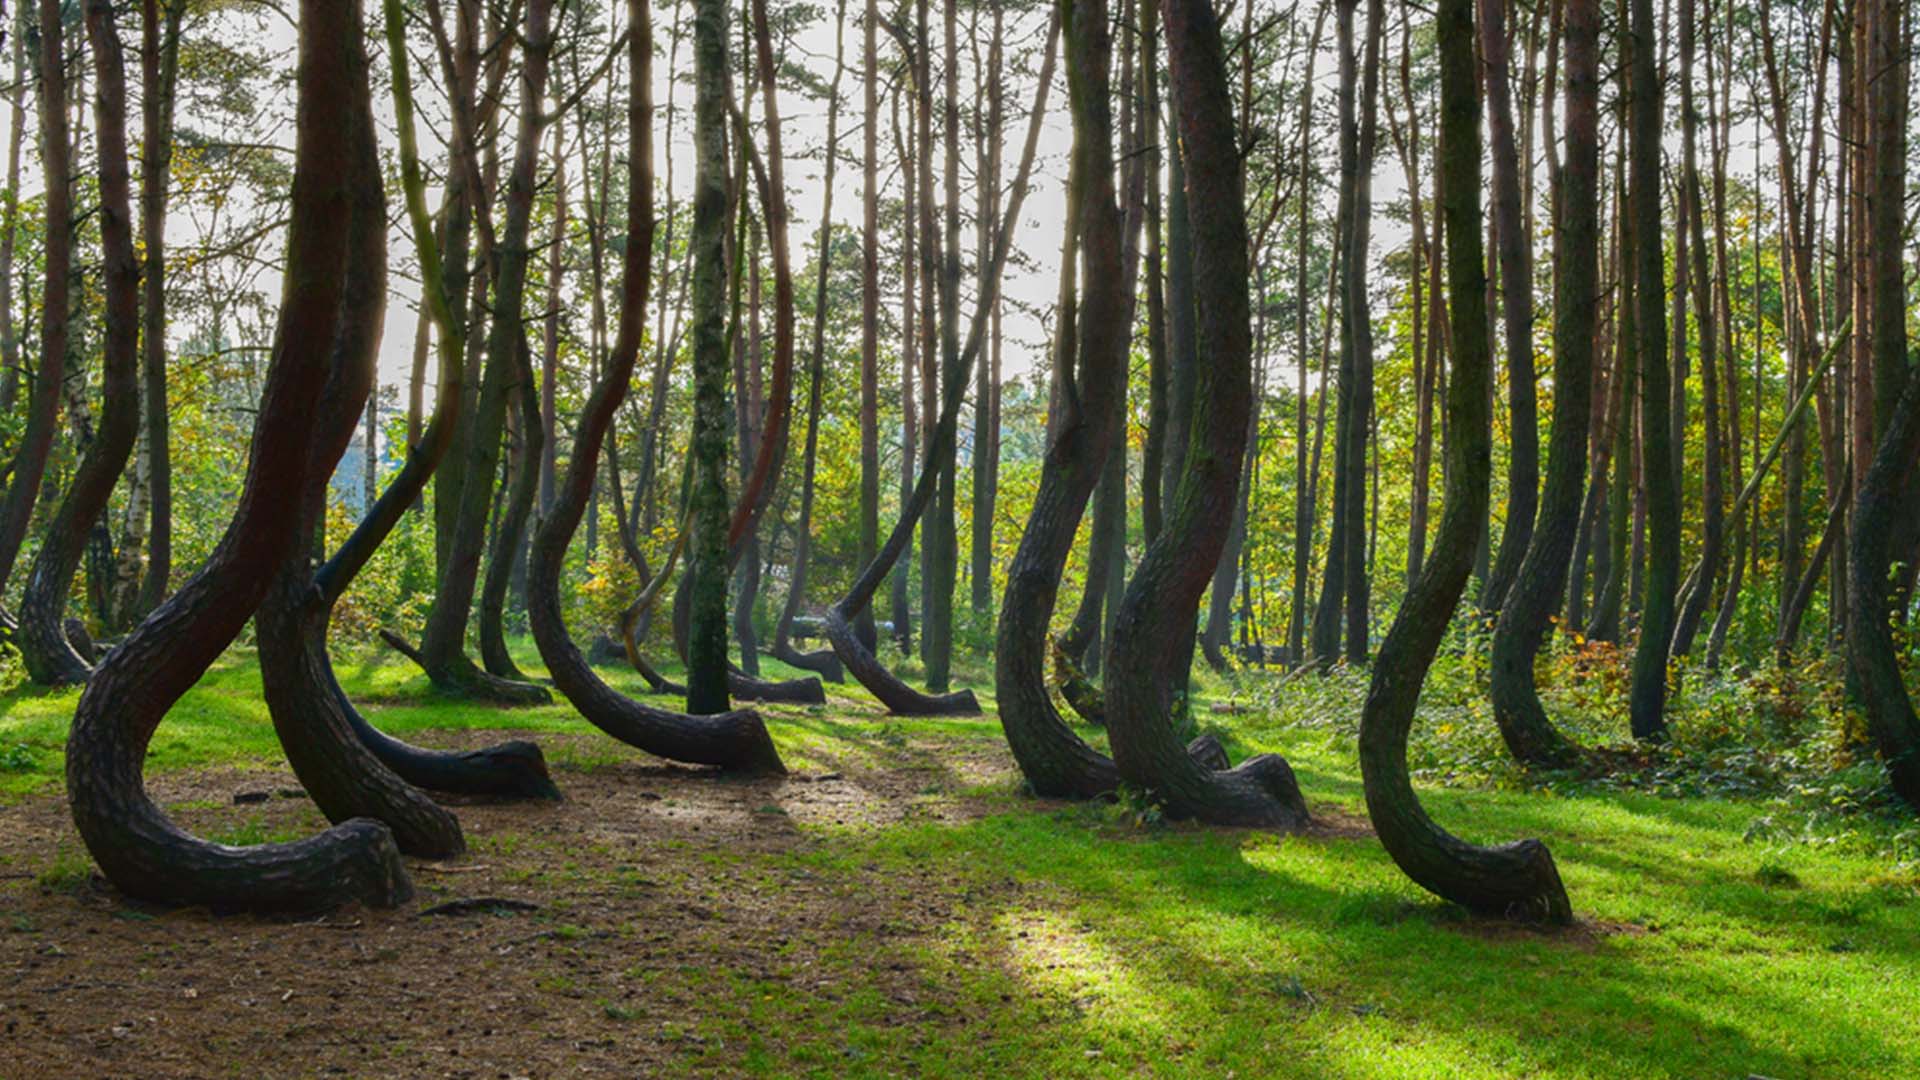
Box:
2 643 1916 1078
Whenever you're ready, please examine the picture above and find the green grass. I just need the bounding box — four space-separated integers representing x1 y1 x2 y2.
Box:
3 639 1917 1077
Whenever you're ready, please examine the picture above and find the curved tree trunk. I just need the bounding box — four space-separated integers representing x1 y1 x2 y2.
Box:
527 0 784 774
291 0 559 804
1101 0 1309 830
65 0 414 913
1488 0 1596 772
825 14 1056 716
1359 0 1571 924
996 0 1132 799
406 0 552 707
19 0 143 686
256 79 468 857
0 0 73 606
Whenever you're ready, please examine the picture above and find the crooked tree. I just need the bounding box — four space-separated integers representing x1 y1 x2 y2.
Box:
1358 0 1572 924
65 0 415 913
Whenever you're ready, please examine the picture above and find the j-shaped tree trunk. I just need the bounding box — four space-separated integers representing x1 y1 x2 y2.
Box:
1488 0 1596 772
1101 0 1309 830
528 0 783 773
771 0 849 685
18 0 143 686
824 12 1055 716
403 0 552 707
254 60 468 857
996 0 1139 798
1360 0 1572 924
65 0 414 913
299 0 561 804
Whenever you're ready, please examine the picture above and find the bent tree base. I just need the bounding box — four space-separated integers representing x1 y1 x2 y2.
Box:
379 628 553 706
1358 0 1572 926
65 0 416 914
325 645 561 800
825 605 979 715
523 0 783 778
769 641 845 683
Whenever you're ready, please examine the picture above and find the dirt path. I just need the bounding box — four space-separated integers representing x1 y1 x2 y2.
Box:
0 729 1029 1078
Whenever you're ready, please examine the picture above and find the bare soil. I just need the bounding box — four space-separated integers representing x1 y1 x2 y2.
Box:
0 729 1028 1079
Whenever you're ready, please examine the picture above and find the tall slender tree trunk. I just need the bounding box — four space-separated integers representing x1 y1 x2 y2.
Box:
0 0 73 605
1670 0 1722 659
857 0 882 653
772 0 849 684
0 17 25 420
1478 0 1539 615
1102 0 1309 828
19 0 141 686
968 2 1005 618
1625 0 1675 741
686 0 738 715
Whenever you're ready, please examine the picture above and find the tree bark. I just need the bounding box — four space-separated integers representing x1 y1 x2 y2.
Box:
479 335 543 681
996 0 1138 798
1669 0 1723 660
1361 0 1572 924
684 0 739 716
0 18 24 420
255 41 468 858
856 0 882 653
1476 0 1539 616
1489 0 1596 772
968 1 1005 617
825 12 1056 716
1624 0 1675 741
1101 0 1309 829
772 0 849 684
64 0 414 913
405 0 550 705
0 0 74 605
19 0 143 686
129 0 184 618
527 0 784 772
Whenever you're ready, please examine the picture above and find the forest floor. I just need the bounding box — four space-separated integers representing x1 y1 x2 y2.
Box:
1 643 1918 1078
